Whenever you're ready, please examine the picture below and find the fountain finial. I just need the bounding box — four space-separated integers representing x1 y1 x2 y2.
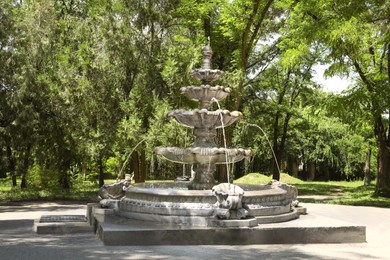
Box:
190 37 224 85
202 37 212 70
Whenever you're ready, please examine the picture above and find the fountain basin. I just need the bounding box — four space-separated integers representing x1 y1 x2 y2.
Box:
116 182 300 227
169 109 242 129
180 85 231 108
190 68 224 84
155 147 252 164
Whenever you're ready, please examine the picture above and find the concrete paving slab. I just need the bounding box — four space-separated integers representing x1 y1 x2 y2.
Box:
0 201 389 260
95 212 366 245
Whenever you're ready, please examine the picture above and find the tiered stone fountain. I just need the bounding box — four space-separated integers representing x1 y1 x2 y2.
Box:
32 42 366 247
155 43 251 190
114 42 303 227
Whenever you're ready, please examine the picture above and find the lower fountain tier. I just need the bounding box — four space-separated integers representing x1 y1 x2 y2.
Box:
155 146 252 164
116 182 301 227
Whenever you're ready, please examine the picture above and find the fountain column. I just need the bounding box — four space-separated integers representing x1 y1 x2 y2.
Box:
155 41 252 190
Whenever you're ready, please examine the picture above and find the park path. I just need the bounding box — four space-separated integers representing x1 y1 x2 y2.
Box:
0 201 390 259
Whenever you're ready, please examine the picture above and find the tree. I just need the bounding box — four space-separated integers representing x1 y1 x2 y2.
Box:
282 0 390 195
0 0 17 182
325 86 377 185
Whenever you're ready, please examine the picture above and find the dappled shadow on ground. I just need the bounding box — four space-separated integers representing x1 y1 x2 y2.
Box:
0 201 86 214
0 200 389 259
0 217 386 260
0 219 34 234
0 237 383 260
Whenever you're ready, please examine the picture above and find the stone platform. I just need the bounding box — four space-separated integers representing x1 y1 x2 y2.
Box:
34 214 94 234
92 207 366 246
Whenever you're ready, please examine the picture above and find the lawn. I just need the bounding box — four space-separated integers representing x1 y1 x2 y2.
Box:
235 173 390 208
1 173 390 208
0 176 99 204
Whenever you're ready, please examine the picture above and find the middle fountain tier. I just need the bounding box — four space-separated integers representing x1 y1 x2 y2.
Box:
155 42 252 190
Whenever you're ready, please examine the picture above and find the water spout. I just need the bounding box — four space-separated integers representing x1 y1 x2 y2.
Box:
212 97 231 183
119 139 147 177
246 123 281 176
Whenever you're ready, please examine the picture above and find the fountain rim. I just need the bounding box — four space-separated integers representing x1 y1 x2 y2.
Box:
169 108 242 116
181 85 231 90
129 182 288 196
154 146 252 165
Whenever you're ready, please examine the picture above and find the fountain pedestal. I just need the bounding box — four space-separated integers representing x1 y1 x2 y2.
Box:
155 42 251 190
188 164 217 190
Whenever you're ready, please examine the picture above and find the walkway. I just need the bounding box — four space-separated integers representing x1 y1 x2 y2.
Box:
0 201 389 259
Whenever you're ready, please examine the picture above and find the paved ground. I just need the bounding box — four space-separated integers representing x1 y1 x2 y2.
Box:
0 201 390 260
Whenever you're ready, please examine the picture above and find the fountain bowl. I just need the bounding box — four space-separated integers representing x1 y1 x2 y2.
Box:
155 146 252 165
169 109 242 129
115 181 300 227
190 68 224 84
180 85 231 107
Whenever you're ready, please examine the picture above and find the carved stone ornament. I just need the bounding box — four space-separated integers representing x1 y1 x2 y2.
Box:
98 174 133 207
212 183 248 219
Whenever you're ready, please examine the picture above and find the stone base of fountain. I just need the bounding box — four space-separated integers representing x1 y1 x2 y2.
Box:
91 207 365 246
112 181 302 228
89 181 366 245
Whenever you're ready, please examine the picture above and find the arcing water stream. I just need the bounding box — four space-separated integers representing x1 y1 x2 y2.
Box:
246 123 281 176
211 97 231 183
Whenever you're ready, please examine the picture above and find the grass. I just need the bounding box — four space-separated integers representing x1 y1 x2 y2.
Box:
0 177 174 204
1 173 390 208
235 172 390 208
0 176 99 205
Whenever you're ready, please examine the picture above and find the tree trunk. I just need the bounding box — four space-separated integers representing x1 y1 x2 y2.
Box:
216 164 228 183
324 167 330 181
140 149 146 182
234 160 246 180
60 149 71 190
308 162 315 181
118 151 124 179
271 111 281 180
6 146 17 187
273 112 292 180
374 115 390 195
289 158 298 178
353 58 390 195
131 151 140 183
364 142 372 186
20 144 31 189
98 156 105 187
233 0 274 112
216 127 232 183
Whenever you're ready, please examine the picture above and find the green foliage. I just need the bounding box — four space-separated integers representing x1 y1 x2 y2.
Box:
280 0 389 192
0 175 99 203
0 0 386 196
235 173 390 207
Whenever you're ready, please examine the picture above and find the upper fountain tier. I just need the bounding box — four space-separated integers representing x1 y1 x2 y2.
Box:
169 109 242 129
190 44 224 85
181 85 231 109
190 69 224 85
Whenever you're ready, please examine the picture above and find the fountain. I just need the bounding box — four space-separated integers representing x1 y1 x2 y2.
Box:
106 41 304 229
35 41 367 246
